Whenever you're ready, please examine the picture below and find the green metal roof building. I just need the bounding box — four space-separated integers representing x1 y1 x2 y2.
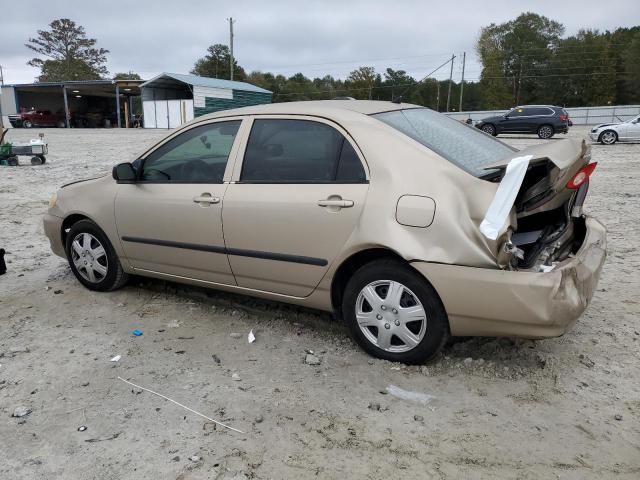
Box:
139 73 272 128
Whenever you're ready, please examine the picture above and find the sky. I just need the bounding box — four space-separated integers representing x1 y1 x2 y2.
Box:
1 0 638 85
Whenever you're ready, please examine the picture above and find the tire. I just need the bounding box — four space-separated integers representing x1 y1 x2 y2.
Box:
599 130 618 145
65 219 129 292
341 259 449 364
7 156 18 166
22 120 33 128
57 120 66 128
481 124 497 136
30 156 43 165
39 155 46 164
537 124 554 139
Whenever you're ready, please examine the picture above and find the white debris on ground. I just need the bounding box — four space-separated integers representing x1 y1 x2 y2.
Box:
0 127 639 479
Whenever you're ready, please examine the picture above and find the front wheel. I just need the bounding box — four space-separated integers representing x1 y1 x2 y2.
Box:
65 219 129 291
537 125 554 139
481 124 497 136
341 259 449 364
22 120 33 128
599 130 617 145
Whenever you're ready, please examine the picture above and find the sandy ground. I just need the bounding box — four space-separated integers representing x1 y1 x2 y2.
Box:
0 125 638 479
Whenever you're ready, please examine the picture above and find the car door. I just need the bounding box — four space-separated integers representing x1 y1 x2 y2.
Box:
114 118 247 285
504 107 532 133
222 116 369 297
500 108 523 132
619 116 640 141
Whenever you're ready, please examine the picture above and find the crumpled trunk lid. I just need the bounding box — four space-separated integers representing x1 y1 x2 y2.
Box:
480 138 592 271
484 138 589 217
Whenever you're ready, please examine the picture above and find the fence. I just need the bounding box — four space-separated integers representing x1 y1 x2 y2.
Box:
445 105 640 126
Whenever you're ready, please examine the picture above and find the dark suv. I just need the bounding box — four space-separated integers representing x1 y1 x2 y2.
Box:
475 105 569 139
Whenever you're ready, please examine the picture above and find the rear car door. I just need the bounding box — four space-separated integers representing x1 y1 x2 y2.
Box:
114 119 246 285
222 117 369 297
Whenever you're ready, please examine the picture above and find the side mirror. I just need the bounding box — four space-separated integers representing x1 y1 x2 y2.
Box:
112 162 137 183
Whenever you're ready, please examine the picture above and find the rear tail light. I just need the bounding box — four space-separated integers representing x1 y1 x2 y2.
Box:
560 114 568 121
566 162 597 189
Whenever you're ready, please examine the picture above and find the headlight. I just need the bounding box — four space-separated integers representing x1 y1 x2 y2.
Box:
48 192 57 209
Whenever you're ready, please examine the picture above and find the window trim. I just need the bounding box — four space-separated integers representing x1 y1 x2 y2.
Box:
134 117 249 185
230 115 369 185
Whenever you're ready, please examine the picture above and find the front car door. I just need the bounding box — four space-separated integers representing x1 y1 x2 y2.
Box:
619 115 640 141
114 118 246 285
222 116 369 297
502 107 530 133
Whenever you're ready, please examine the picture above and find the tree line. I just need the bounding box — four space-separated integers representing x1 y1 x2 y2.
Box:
25 14 640 110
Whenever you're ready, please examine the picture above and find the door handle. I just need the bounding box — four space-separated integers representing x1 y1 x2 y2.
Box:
193 194 220 204
318 198 354 208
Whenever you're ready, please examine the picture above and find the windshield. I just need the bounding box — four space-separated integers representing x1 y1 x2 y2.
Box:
372 108 516 177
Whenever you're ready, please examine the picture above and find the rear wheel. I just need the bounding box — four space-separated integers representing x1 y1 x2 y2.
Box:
481 124 497 136
599 130 617 145
22 120 33 128
7 156 18 166
341 259 449 364
65 219 129 291
537 125 554 139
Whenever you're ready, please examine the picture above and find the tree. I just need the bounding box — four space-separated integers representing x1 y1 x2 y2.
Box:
346 66 380 100
113 72 142 80
621 32 640 104
26 18 109 81
477 12 564 107
191 44 246 80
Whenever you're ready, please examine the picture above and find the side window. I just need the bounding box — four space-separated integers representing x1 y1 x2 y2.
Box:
241 119 366 183
141 120 241 183
336 140 367 183
530 107 551 116
509 108 525 117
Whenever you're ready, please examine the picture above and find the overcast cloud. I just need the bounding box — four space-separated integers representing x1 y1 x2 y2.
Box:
1 0 638 85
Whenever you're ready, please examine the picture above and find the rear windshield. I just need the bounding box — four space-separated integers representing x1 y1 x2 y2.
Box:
372 108 515 177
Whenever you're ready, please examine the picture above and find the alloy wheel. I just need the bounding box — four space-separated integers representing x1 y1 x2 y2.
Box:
539 126 553 139
481 125 495 135
601 131 617 144
355 280 427 353
70 233 108 283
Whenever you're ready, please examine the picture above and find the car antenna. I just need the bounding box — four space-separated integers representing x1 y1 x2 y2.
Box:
392 56 455 105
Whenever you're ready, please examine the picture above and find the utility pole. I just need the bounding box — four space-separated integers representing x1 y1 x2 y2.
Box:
458 52 466 112
228 17 235 81
445 54 455 112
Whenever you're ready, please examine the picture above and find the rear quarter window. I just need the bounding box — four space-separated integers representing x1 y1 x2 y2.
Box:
373 108 515 177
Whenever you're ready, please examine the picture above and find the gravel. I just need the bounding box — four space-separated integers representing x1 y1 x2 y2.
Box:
0 127 638 479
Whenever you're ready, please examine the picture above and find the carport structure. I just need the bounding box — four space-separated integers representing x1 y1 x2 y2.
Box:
1 79 144 128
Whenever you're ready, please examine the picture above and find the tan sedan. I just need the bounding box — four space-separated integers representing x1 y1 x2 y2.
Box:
44 101 606 364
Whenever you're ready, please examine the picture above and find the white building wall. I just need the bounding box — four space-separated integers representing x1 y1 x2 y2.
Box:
193 86 232 108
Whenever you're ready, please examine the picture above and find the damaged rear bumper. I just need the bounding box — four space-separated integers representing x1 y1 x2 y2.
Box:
412 216 607 338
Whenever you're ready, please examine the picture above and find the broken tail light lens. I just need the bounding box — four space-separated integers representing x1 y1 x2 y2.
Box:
566 162 597 189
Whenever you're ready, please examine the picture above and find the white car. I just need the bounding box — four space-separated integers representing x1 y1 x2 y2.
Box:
589 114 640 145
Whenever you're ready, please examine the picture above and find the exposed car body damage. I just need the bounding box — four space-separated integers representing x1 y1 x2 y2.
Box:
44 101 606 362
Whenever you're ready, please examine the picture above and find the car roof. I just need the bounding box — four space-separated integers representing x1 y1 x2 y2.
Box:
193 100 418 122
516 105 562 109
